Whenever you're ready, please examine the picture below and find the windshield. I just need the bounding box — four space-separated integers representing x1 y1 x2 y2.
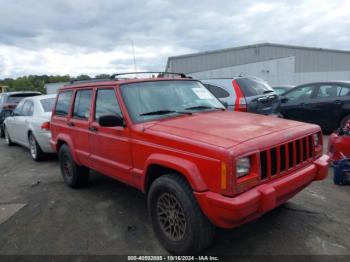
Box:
273 88 287 95
236 78 274 96
121 80 225 123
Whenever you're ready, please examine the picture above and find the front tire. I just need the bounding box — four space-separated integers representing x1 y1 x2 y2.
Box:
29 133 45 161
58 144 89 188
4 126 14 146
148 174 215 255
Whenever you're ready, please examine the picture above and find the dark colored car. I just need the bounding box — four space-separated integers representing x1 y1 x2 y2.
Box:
272 85 295 96
0 91 41 137
201 77 280 116
279 81 350 133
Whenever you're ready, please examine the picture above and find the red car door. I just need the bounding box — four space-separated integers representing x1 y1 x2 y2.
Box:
88 87 133 185
70 88 93 166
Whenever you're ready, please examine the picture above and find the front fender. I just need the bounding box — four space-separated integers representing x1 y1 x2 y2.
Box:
143 153 208 192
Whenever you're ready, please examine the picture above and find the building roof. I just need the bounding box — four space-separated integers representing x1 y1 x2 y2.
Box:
167 43 350 61
166 42 350 74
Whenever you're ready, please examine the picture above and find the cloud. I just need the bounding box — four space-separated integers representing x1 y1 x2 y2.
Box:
0 0 350 78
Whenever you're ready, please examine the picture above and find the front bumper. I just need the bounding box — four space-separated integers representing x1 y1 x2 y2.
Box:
195 154 329 228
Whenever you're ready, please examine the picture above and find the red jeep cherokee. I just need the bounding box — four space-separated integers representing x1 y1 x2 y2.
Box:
50 73 329 254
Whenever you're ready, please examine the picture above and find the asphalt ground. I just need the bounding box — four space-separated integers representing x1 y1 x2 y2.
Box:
0 136 349 257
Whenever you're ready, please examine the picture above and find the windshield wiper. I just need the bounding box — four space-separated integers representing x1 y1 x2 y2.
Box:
263 90 274 94
184 105 224 111
140 110 192 116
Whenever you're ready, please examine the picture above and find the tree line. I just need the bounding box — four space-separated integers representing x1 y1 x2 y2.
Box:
0 74 111 94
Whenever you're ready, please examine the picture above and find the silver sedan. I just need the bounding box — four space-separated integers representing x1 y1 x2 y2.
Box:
3 94 56 161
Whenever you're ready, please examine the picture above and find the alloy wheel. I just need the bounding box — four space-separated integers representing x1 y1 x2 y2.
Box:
29 135 37 159
4 128 10 145
156 192 187 241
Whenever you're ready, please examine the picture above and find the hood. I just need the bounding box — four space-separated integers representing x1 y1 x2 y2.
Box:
145 111 307 148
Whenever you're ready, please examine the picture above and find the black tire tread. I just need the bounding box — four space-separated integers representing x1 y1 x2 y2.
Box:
58 144 89 188
0 125 4 138
148 173 215 254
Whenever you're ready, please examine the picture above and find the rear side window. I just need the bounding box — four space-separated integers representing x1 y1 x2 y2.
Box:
55 91 73 116
236 78 274 97
73 89 92 120
316 85 341 98
95 89 122 120
340 86 350 96
40 98 55 112
203 84 230 98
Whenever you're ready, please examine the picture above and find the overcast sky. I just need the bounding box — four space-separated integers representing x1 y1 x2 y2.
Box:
0 0 350 78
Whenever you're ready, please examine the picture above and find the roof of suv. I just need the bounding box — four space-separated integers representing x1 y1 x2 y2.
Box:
60 76 194 90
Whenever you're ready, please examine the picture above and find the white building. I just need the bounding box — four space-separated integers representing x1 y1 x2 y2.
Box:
165 43 350 86
45 82 69 94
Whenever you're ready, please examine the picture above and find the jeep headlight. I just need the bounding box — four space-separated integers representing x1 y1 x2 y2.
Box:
313 133 319 146
236 157 251 178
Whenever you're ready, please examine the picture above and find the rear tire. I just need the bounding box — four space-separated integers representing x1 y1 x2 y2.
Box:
4 126 14 146
58 144 89 188
0 125 4 138
148 174 215 255
28 133 45 161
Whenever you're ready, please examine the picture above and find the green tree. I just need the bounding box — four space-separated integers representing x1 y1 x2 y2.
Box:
95 74 111 79
11 77 35 91
75 74 91 81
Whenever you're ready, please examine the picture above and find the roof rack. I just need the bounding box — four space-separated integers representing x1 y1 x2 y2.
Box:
67 72 190 85
110 72 189 79
68 78 112 85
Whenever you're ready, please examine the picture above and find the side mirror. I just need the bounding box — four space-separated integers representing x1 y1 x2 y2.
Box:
281 97 289 104
98 114 124 127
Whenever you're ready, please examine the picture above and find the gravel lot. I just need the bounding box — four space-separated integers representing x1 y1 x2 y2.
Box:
0 136 349 256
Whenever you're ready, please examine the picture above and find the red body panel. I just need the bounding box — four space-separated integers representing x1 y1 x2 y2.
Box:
195 155 329 228
50 78 329 229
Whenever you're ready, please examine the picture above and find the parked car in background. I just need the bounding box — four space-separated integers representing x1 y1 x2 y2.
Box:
272 85 295 95
0 91 41 137
3 94 56 161
279 81 350 133
50 73 328 254
201 77 280 116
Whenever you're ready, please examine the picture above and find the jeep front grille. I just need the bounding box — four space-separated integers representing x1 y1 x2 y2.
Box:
259 135 314 180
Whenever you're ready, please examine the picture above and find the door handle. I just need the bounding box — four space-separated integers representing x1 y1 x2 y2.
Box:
67 122 75 127
334 100 343 104
89 126 98 132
